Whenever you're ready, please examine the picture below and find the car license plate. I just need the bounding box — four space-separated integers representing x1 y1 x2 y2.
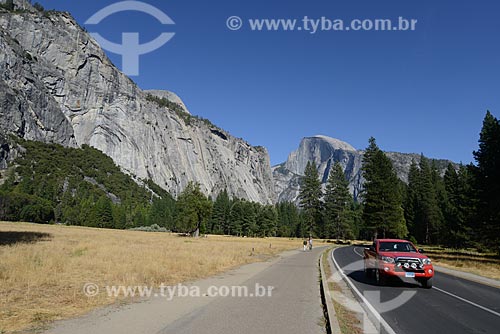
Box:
405 272 415 278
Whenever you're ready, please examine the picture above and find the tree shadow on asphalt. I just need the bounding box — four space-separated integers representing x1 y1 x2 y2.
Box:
0 231 52 246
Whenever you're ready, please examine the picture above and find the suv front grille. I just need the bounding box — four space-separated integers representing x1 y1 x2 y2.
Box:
395 257 424 272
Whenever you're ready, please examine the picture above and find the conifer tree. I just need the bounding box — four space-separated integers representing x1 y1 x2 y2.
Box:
210 190 231 234
362 137 407 239
443 164 474 248
240 201 257 236
175 182 212 236
229 199 244 236
95 196 113 228
257 205 278 237
276 201 301 237
324 162 352 240
298 161 323 236
472 111 500 253
404 160 419 237
416 155 442 244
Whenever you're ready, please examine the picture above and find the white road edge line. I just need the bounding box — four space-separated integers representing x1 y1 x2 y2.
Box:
433 287 500 318
352 246 500 319
353 247 364 258
331 247 397 334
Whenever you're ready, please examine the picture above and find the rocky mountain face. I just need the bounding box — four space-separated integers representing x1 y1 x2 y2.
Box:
0 1 275 203
273 135 455 203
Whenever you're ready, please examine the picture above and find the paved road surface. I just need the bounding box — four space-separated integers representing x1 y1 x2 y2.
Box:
333 246 500 334
161 246 326 334
46 247 326 334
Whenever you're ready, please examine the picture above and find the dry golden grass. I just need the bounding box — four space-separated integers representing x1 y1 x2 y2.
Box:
422 247 500 280
0 222 300 333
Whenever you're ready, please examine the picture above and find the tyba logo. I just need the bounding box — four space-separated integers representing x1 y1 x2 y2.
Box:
85 1 175 76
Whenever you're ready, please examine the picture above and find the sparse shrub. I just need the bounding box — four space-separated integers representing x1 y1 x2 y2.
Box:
129 224 170 232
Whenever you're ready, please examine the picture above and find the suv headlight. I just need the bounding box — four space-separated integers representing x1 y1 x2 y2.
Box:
422 258 432 265
381 256 395 264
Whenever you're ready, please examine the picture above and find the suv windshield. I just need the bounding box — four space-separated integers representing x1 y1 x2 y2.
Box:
379 242 417 252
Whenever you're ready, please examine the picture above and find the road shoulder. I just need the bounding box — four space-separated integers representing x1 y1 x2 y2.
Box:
434 265 500 289
325 247 380 334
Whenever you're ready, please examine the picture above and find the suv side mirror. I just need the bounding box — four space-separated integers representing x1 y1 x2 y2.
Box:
418 248 425 253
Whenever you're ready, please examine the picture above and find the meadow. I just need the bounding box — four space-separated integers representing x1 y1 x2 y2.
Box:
423 246 500 280
0 222 300 333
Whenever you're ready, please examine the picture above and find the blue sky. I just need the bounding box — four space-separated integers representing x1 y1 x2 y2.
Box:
37 0 500 165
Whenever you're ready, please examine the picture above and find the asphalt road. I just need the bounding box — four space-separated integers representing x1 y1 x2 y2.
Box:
332 246 500 334
160 246 326 334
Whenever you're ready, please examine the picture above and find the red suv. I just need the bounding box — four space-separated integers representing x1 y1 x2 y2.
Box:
364 239 434 288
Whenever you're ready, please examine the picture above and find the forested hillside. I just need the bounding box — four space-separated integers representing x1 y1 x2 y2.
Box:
0 137 302 238
0 138 175 228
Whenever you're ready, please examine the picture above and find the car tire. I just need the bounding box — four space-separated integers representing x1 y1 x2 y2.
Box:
421 277 433 289
375 267 385 286
364 262 372 277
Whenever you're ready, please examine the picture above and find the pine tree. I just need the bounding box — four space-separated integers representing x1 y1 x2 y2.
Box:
276 201 301 237
472 111 500 253
443 164 474 248
256 205 278 237
229 199 244 236
210 190 231 234
175 182 212 236
298 161 323 236
404 156 444 244
431 160 447 243
349 201 363 240
148 195 175 229
112 205 127 229
416 155 442 244
240 201 257 236
404 160 419 237
324 162 353 240
362 137 408 239
132 205 148 228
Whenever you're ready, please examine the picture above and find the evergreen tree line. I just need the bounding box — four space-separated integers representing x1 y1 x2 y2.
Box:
1 111 498 251
0 138 307 237
404 111 500 252
297 111 500 253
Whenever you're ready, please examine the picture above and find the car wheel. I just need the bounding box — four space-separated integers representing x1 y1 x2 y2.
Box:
375 267 385 286
364 262 371 277
421 277 433 289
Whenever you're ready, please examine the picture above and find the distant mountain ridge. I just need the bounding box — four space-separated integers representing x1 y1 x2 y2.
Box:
273 135 456 203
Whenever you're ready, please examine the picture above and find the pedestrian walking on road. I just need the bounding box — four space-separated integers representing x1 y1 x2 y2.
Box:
308 237 313 251
303 240 308 251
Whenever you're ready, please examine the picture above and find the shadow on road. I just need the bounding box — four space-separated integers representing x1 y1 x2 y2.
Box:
0 231 52 246
347 269 422 289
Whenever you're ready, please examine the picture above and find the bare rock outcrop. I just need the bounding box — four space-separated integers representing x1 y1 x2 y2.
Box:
0 3 275 203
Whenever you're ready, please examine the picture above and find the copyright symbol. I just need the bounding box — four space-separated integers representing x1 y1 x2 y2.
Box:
83 283 99 297
226 16 243 31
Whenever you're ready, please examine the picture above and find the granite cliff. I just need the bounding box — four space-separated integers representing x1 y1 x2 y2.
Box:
0 1 275 203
